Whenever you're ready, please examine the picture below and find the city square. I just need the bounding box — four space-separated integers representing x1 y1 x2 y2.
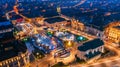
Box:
0 0 120 67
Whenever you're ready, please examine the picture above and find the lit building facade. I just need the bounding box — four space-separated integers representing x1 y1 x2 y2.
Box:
34 17 45 26
0 40 29 67
57 7 61 15
71 19 84 31
77 38 104 61
15 23 35 39
105 26 120 44
84 26 104 39
0 52 29 67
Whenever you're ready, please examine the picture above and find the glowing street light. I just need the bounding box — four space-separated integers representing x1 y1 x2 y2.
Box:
34 27 38 34
76 35 88 42
36 52 39 55
22 38 28 42
64 41 74 48
37 38 41 43
68 41 72 46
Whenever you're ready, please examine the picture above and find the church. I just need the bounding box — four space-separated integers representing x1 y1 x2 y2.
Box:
77 38 104 61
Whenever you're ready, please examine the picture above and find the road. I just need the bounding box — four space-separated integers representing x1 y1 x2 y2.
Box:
70 57 120 67
29 54 55 67
86 58 120 67
25 42 34 54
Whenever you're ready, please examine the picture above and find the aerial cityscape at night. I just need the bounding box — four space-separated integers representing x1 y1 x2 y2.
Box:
0 0 120 67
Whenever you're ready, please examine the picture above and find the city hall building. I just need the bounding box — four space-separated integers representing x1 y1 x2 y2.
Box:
77 38 104 61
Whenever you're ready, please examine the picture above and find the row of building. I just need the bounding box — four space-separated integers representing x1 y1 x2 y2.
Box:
0 21 30 67
70 18 120 45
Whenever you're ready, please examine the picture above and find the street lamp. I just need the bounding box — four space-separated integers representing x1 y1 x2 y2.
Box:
36 52 39 56
64 41 74 48
68 41 72 46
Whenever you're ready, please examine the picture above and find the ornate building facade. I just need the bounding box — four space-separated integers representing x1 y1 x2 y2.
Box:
0 40 30 67
71 19 84 31
0 52 29 67
105 26 120 44
104 21 120 44
77 38 104 61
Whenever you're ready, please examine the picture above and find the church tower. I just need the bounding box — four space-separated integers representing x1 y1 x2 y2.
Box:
57 6 61 15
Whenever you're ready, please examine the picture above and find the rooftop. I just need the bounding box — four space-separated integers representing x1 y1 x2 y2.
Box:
0 21 13 30
0 40 27 61
78 38 104 51
0 21 14 42
45 17 66 24
0 32 15 42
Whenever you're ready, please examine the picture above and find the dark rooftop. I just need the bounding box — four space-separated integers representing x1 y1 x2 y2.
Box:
0 32 15 42
0 21 14 42
0 21 12 26
0 21 13 30
113 26 120 30
85 24 104 31
45 17 66 24
0 16 7 22
0 40 27 61
78 38 104 51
